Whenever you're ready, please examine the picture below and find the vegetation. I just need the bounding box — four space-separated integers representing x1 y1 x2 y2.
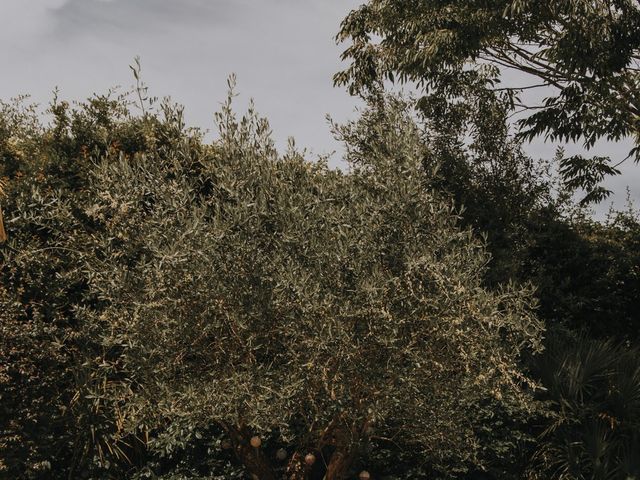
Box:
335 1 640 479
335 0 640 203
531 332 640 479
1 83 545 479
2 1 640 478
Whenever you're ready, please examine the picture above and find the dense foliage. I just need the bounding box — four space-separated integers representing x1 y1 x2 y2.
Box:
336 2 640 478
531 333 640 479
0 84 545 479
2 1 640 476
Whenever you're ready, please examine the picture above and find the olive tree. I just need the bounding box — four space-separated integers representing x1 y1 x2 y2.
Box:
70 88 544 479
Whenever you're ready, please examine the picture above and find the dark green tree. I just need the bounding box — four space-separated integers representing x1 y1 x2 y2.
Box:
335 0 640 202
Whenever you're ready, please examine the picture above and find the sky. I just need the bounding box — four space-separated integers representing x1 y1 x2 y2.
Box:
0 0 363 160
0 0 637 216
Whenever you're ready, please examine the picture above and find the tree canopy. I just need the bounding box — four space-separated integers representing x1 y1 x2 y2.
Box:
335 0 640 202
0 83 544 479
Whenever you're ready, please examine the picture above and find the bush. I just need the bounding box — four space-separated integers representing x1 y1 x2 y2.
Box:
530 333 640 479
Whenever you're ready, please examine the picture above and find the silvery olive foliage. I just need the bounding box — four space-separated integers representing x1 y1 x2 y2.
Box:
1 82 544 479
77 87 544 477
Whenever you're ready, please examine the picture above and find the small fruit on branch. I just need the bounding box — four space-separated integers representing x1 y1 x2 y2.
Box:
250 436 262 448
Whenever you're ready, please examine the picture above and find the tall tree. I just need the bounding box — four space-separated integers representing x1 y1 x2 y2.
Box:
335 0 640 202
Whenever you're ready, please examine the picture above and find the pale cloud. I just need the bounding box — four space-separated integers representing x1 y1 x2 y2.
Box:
48 0 235 38
0 0 68 42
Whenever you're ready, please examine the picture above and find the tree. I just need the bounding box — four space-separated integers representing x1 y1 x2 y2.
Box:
521 204 640 341
0 89 177 479
335 8 640 477
335 0 640 202
1 83 544 479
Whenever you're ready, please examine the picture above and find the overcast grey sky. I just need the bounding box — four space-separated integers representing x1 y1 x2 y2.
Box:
0 0 637 216
0 0 362 160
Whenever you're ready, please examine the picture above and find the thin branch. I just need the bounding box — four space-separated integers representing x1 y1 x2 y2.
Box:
492 83 549 92
479 51 565 90
612 150 635 169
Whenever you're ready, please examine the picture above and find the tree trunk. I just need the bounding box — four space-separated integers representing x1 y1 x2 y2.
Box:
0 205 7 243
325 449 355 480
236 443 277 480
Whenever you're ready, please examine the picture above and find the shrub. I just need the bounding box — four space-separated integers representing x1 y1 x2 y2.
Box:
531 333 640 479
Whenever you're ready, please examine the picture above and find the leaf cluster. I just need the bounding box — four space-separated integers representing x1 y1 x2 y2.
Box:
335 0 640 201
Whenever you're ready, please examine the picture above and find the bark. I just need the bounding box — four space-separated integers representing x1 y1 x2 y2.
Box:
319 416 368 480
0 206 7 243
325 449 355 480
